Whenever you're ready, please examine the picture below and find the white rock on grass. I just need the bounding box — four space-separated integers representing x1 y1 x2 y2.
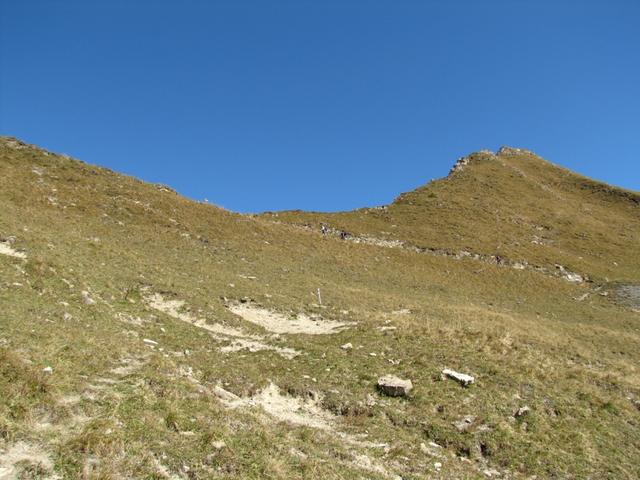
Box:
377 375 413 397
420 442 442 457
442 368 475 386
514 406 531 418
81 291 96 305
453 415 476 432
42 366 53 374
340 342 353 350
0 240 27 259
143 338 158 346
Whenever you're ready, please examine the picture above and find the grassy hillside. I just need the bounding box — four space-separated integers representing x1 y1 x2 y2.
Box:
268 147 640 283
1 136 639 479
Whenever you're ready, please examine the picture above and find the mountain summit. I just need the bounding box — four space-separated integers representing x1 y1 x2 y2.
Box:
1 137 639 479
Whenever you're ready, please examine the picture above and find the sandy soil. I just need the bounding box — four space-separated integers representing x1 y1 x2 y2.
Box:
228 303 353 335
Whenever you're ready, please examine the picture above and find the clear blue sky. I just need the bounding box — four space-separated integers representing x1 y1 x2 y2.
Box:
1 1 638 212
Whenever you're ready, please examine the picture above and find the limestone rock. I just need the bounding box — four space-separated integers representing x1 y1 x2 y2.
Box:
453 415 476 432
377 375 413 397
442 368 475 386
449 156 471 176
82 291 96 305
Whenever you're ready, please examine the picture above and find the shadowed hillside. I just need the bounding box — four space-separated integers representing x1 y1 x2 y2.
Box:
1 136 639 479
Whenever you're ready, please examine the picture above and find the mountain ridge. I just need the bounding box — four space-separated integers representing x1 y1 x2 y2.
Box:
4 135 638 212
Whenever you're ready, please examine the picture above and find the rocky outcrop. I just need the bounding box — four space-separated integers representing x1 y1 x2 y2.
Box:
496 146 536 156
448 150 495 176
449 156 471 176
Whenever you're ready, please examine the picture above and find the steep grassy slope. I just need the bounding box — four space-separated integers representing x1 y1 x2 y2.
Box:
268 147 640 283
1 137 639 479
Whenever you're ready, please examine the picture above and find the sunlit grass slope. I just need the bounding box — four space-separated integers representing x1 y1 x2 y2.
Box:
1 137 639 479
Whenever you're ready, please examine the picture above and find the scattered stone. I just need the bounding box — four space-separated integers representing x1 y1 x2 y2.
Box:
42 366 53 374
212 385 239 402
483 469 501 477
63 312 73 321
377 375 413 397
514 406 531 418
453 415 476 432
555 264 584 283
434 461 442 471
340 342 353 350
378 326 397 331
238 274 257 280
81 290 96 305
211 440 226 450
143 338 158 346
575 293 589 302
420 442 442 457
442 368 475 386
